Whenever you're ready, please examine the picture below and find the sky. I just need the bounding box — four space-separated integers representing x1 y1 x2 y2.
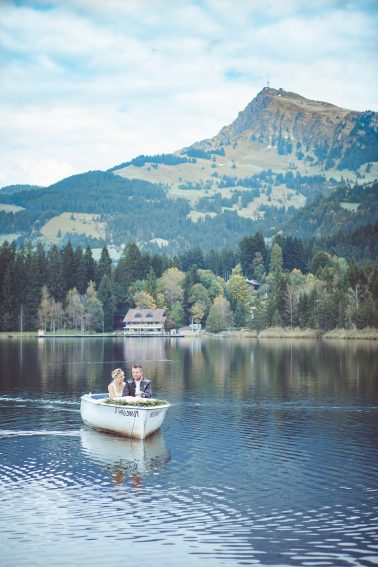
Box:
1 0 377 188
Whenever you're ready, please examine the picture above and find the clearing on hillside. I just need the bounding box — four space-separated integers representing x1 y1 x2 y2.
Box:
0 204 25 212
41 212 106 243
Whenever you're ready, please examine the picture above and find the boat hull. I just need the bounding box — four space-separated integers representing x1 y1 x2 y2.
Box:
80 394 170 439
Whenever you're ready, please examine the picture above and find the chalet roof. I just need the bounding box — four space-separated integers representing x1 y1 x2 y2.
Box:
123 308 167 324
245 278 260 286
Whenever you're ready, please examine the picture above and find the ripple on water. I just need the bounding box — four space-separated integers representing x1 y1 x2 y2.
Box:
0 387 377 565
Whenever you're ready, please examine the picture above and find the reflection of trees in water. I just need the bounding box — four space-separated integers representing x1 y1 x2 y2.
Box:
0 338 108 392
174 339 254 396
250 340 378 400
3 337 377 402
148 338 378 401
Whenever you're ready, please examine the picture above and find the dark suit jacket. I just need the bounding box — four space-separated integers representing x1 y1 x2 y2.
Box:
122 379 152 398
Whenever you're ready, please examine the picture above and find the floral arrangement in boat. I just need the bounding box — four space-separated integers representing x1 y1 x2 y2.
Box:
104 397 169 407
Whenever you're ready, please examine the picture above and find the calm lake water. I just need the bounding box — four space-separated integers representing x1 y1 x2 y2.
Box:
0 337 377 566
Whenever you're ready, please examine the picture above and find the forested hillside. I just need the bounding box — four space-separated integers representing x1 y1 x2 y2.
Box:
0 171 259 252
283 181 378 239
317 220 378 262
0 169 376 254
0 231 376 333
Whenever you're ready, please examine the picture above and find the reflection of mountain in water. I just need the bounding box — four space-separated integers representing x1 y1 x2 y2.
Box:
80 428 170 478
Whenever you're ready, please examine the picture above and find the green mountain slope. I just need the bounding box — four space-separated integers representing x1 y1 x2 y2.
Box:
283 181 378 240
114 87 378 195
0 88 377 253
318 219 378 262
0 170 258 253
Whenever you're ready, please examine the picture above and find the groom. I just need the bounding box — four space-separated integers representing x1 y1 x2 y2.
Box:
123 364 152 398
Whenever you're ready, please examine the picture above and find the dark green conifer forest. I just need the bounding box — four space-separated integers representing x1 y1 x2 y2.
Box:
0 230 377 333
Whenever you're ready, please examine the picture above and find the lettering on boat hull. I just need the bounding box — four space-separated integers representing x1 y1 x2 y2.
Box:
114 407 139 418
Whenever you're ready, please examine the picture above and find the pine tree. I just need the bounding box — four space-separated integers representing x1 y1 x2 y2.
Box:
249 295 268 331
359 292 378 327
298 294 311 328
282 236 308 273
145 267 157 296
150 252 171 278
205 249 219 274
234 302 247 327
35 242 48 284
96 246 112 286
98 274 115 331
83 246 96 284
239 233 267 278
271 309 283 327
1 264 15 330
74 246 87 294
62 242 76 294
0 241 16 313
170 300 185 328
47 244 64 302
269 243 283 280
13 247 27 332
24 248 43 330
113 243 147 311
252 251 265 281
182 266 199 324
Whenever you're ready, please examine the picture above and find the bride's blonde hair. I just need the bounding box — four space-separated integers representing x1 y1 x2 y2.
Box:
111 368 124 382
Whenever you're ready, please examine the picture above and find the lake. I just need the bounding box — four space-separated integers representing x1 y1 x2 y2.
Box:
0 337 377 566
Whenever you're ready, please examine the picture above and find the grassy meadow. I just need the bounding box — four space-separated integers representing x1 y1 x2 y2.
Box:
40 212 106 243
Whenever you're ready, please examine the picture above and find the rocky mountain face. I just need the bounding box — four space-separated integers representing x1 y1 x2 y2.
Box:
219 88 350 142
191 87 378 172
113 87 377 196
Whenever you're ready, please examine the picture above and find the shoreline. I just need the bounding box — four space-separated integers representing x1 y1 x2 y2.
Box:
216 327 378 340
1 327 378 340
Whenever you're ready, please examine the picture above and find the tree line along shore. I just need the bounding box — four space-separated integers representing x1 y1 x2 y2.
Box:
0 231 377 335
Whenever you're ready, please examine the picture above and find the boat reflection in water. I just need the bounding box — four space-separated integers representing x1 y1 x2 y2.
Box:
80 427 171 485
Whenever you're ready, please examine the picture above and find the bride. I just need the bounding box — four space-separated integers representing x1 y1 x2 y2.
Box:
108 368 126 398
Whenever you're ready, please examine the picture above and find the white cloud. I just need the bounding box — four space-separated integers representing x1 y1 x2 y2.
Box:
0 0 377 187
0 156 76 188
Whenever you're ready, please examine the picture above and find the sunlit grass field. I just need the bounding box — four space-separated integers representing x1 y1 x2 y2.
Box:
41 212 106 243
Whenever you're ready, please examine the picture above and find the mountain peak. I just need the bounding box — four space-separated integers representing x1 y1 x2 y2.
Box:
219 87 352 140
115 86 377 195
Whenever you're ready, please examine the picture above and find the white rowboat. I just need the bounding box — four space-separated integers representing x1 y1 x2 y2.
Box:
80 394 170 439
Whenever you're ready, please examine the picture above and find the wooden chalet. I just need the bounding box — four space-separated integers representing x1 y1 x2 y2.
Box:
123 309 167 335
